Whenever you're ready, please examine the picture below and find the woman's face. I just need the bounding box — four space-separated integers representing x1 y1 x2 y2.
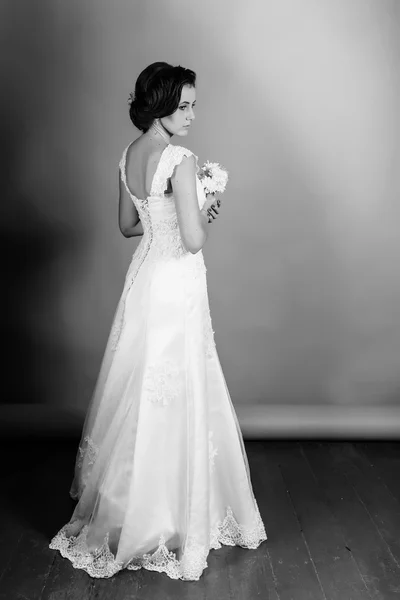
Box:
161 85 196 137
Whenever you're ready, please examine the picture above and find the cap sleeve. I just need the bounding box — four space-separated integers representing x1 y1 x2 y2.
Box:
151 145 200 196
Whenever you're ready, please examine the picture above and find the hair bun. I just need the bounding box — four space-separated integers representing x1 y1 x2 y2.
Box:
129 96 154 133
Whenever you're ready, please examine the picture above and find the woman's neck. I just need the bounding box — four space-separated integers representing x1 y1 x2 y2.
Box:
148 118 172 146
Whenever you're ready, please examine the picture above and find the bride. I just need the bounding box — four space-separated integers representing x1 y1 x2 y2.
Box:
49 61 267 581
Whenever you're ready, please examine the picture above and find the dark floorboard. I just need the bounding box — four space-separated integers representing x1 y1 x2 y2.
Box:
1 438 400 600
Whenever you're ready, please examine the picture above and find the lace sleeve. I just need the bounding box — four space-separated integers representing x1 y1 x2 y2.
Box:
169 151 200 183
152 145 199 197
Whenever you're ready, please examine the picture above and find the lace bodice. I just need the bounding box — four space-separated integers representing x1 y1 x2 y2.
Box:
119 143 206 262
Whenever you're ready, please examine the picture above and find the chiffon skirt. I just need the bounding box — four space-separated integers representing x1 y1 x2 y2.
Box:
49 242 267 581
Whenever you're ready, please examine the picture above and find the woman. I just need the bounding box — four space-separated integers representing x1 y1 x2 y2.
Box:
49 61 267 581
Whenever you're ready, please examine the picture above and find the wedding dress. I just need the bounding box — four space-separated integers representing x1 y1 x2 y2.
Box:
49 142 267 581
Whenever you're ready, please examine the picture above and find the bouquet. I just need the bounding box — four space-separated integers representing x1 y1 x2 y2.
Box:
198 161 229 196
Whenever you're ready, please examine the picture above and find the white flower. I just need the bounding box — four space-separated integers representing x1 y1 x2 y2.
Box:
198 161 228 195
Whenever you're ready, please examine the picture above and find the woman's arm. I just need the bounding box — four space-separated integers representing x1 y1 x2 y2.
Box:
121 220 144 237
171 155 208 253
118 168 141 237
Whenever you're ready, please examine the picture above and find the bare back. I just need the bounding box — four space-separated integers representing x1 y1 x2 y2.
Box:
119 139 208 253
124 137 172 200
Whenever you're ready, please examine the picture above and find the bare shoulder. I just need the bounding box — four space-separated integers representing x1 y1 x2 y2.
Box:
125 137 166 184
125 137 145 161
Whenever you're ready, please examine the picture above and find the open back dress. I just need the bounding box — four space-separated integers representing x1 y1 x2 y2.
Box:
48 142 267 581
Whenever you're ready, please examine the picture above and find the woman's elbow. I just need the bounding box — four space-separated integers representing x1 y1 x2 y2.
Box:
119 218 139 237
119 223 131 238
184 234 206 254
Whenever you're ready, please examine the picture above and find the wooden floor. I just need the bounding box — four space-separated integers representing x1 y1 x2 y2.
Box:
1 437 400 600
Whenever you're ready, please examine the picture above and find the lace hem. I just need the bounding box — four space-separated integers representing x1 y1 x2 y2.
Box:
49 505 267 581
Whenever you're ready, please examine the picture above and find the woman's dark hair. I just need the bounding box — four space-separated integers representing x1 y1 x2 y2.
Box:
129 62 196 132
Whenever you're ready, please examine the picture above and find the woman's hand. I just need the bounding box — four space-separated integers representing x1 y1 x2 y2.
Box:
201 193 222 223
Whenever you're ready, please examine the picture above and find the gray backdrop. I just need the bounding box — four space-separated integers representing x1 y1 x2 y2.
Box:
2 0 400 437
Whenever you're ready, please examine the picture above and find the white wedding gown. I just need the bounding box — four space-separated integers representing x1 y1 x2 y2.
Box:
49 142 267 581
